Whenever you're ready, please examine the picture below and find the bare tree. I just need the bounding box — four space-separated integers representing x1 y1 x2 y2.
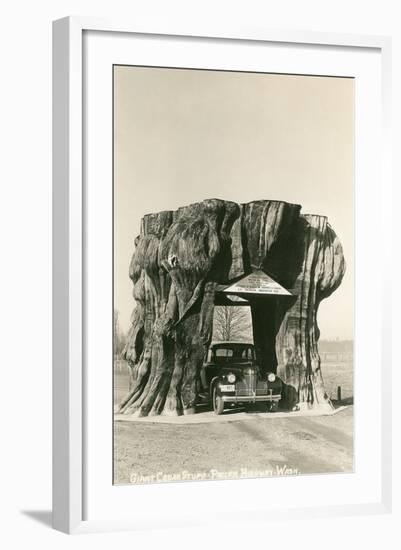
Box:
213 305 253 342
114 309 127 358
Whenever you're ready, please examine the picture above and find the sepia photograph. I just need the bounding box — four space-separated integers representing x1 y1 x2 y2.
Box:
112 65 354 486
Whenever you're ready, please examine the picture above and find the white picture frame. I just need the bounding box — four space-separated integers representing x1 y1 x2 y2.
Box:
52 16 392 534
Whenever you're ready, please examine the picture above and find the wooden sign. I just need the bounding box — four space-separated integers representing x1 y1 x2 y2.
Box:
223 269 291 296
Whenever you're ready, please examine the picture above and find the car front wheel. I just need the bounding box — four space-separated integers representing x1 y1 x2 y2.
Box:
212 386 225 415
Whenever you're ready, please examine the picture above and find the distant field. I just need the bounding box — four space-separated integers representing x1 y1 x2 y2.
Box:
321 361 353 403
114 366 130 405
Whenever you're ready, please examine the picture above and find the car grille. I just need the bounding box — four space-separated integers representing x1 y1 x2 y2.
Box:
236 370 256 396
256 382 268 396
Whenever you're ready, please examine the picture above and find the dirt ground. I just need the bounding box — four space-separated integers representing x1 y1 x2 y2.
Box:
113 365 353 485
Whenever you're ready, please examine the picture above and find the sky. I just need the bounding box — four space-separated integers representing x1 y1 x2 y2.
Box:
114 66 354 340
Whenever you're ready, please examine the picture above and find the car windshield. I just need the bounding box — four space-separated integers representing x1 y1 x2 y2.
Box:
213 345 254 362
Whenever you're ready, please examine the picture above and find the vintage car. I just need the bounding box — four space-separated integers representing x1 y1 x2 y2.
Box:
200 341 283 415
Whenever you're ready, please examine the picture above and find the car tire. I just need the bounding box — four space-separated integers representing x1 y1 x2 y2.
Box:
212 386 225 415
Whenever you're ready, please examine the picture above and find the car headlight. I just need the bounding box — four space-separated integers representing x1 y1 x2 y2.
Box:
227 373 236 383
267 373 276 382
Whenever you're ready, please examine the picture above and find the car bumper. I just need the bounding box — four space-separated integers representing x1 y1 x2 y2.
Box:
221 394 281 403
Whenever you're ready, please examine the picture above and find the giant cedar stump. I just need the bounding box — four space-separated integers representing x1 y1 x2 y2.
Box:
118 199 345 416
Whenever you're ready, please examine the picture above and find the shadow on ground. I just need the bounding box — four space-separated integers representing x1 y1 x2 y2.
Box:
21 510 52 528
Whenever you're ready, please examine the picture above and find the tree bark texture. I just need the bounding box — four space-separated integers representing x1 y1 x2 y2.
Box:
118 199 345 416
